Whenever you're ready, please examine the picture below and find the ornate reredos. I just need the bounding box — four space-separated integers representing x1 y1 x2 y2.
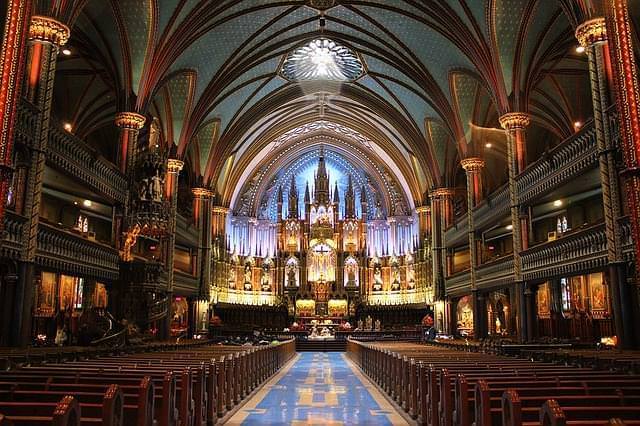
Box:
232 131 411 220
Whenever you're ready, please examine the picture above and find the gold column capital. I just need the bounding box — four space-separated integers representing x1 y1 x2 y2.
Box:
115 112 146 130
28 16 70 46
461 157 485 172
415 206 431 214
192 187 214 199
167 158 184 173
576 17 607 48
212 206 229 214
499 112 530 130
429 188 455 199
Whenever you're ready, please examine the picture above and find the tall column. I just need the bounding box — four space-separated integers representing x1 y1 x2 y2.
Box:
211 206 229 287
0 0 32 231
576 17 633 348
192 188 214 300
461 157 485 339
162 158 183 338
114 112 145 251
430 188 454 301
14 16 69 346
499 112 530 342
605 0 640 348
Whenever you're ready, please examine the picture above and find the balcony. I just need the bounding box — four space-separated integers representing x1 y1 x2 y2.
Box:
1 212 26 260
445 218 633 294
445 116 602 248
36 222 120 281
17 101 127 204
173 270 199 295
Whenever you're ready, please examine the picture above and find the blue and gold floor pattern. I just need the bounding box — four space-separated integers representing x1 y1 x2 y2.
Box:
224 352 409 425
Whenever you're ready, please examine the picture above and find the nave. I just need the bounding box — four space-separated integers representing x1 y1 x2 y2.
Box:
224 352 408 425
1 337 640 425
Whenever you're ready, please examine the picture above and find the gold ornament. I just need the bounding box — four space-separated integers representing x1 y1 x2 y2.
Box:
499 112 530 130
29 16 70 46
115 112 146 130
192 187 214 198
461 157 485 172
167 158 184 173
576 18 607 48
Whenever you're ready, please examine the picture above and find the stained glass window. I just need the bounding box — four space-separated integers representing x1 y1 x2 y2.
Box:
281 38 364 81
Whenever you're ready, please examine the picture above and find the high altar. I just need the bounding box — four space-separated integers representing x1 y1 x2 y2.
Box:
212 147 431 321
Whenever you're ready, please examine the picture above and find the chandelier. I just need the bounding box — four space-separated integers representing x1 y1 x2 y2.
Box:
281 38 364 82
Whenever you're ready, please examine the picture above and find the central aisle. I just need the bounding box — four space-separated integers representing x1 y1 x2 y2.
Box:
224 352 410 425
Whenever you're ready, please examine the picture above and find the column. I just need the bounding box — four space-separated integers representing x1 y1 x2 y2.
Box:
429 188 454 302
114 112 145 251
576 17 633 348
0 0 32 231
499 112 530 342
14 16 69 346
605 0 640 348
461 157 485 339
162 158 183 338
192 188 214 300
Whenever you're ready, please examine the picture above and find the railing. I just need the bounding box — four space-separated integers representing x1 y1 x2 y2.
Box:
36 222 120 281
212 287 279 306
521 223 607 281
148 296 169 323
17 100 128 203
120 260 167 291
1 211 26 259
366 288 431 306
445 116 602 247
476 256 514 288
174 270 199 294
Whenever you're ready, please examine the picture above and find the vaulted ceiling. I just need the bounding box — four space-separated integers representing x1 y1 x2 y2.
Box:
41 0 606 207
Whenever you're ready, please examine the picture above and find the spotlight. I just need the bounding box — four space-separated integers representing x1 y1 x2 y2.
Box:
506 224 513 230
485 143 492 149
61 48 72 56
553 199 563 207
63 122 73 132
576 45 585 53
83 199 92 207
574 121 582 130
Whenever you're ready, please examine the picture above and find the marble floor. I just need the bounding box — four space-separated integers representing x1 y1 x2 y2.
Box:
224 352 410 425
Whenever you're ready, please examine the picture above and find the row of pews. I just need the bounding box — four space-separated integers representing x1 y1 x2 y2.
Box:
0 339 295 425
347 340 640 425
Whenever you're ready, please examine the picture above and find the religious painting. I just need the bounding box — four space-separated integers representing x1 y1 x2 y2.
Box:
296 299 316 316
588 272 608 316
171 297 189 334
59 275 83 311
328 299 347 316
344 256 358 287
537 283 551 319
570 275 587 311
36 272 57 317
456 296 474 336
93 283 108 309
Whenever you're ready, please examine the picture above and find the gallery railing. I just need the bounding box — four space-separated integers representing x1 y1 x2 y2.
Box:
1 211 27 260
366 288 431 306
445 115 603 247
36 222 120 281
17 100 127 204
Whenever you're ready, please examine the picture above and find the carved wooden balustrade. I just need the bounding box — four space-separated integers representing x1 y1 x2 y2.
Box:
174 270 199 295
445 115 605 247
445 219 633 293
17 100 127 204
120 260 167 292
36 222 120 281
1 211 26 260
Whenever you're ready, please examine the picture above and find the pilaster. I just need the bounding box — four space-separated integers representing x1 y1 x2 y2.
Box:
192 187 214 300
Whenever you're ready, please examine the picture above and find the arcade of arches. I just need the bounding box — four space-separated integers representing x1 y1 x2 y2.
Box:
1 0 640 352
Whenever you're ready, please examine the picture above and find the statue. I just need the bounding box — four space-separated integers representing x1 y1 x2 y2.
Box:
407 267 415 290
139 177 151 201
374 319 381 331
151 170 164 202
373 263 383 291
244 263 252 291
365 315 373 331
228 267 236 289
391 265 400 291
287 266 296 287
357 318 364 331
261 263 271 292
